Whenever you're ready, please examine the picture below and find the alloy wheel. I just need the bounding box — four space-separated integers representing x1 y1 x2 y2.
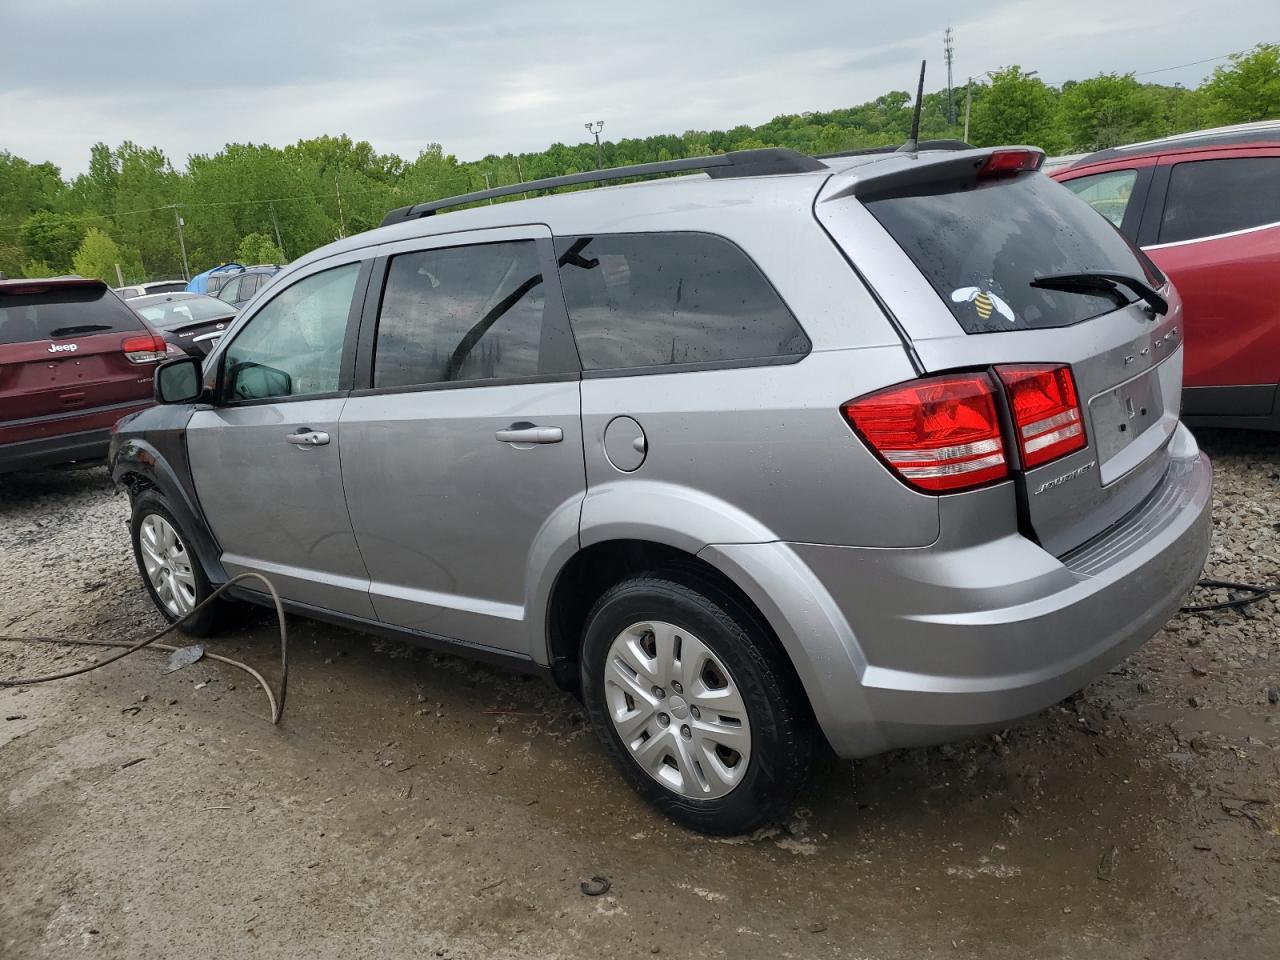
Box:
138 514 197 619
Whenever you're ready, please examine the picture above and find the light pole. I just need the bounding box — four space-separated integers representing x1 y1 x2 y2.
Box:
170 205 190 281
962 69 1036 142
585 120 604 169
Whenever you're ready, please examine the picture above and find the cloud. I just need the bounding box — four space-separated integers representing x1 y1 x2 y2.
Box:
0 0 1273 174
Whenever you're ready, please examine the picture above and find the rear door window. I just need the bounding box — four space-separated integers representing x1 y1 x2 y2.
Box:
1158 156 1280 244
554 232 808 371
1060 169 1138 228
865 172 1159 334
373 240 549 389
0 283 145 344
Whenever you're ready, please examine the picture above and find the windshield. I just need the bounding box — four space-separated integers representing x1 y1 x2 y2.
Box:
135 297 232 330
864 171 1161 334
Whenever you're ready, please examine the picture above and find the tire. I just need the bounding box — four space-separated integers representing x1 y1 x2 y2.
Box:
129 490 223 637
580 574 812 835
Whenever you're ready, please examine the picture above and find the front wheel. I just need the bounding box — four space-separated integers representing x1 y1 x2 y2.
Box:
581 575 812 835
129 491 222 637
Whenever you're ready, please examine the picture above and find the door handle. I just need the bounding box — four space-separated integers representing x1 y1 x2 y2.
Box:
286 429 330 446
495 425 563 445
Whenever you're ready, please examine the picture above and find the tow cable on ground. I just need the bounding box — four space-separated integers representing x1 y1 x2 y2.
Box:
0 572 289 724
1180 578 1276 614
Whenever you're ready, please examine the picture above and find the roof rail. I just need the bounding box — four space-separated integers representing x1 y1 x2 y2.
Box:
380 148 827 226
818 139 973 160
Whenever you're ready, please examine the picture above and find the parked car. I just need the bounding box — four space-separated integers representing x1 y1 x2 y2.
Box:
1 277 171 473
1052 120 1280 430
130 292 237 358
116 280 189 300
213 265 282 308
185 263 244 296
111 146 1211 834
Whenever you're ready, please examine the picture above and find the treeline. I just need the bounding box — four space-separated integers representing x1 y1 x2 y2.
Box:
1 44 1277 284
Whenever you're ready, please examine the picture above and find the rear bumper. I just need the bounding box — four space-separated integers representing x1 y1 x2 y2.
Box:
709 424 1212 758
0 427 114 473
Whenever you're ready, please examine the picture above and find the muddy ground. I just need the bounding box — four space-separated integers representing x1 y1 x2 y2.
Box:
2 431 1277 959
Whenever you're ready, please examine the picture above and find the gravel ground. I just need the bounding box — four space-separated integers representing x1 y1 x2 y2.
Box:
1 430 1277 959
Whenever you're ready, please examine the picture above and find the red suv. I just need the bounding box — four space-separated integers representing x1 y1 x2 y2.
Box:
1 277 170 473
1053 121 1280 430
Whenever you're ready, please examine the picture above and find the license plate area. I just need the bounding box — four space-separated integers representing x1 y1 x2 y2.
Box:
1088 365 1163 466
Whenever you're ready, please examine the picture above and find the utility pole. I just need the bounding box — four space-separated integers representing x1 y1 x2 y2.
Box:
944 27 956 125
269 203 286 261
335 178 346 239
483 171 494 204
585 120 604 169
963 77 972 142
515 156 525 183
171 205 190 281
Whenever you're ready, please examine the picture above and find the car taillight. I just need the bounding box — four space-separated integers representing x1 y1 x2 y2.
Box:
840 373 1009 493
977 149 1044 178
122 334 168 364
995 364 1087 469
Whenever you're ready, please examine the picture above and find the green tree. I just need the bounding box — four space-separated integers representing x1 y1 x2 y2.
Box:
1201 43 1280 124
1058 74 1165 150
71 227 143 284
18 210 87 272
968 67 1067 152
236 231 286 265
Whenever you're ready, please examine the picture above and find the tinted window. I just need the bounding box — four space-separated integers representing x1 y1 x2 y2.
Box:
0 283 145 345
1061 168 1138 228
215 275 242 303
555 232 807 370
1159 157 1280 244
223 263 359 401
239 274 260 300
866 172 1159 334
374 241 546 389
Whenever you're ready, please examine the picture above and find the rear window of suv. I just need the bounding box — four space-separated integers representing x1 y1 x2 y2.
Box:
865 172 1160 334
555 232 809 371
0 283 145 345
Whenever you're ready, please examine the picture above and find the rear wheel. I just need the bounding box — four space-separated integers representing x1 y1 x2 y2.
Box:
581 575 811 835
129 491 222 637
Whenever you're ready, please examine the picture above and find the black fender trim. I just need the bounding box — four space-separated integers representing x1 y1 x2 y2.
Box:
109 408 227 585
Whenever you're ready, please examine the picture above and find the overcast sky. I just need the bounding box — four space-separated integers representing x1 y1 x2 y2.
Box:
1 0 1276 176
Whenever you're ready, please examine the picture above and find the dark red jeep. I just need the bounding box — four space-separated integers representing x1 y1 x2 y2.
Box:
1 277 170 473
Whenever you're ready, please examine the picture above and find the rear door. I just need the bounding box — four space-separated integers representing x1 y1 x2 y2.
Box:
186 254 376 617
339 225 585 656
818 154 1183 556
1144 149 1280 398
0 281 156 436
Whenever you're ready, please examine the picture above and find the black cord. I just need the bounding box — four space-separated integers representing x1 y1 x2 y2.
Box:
1180 578 1276 614
0 572 288 724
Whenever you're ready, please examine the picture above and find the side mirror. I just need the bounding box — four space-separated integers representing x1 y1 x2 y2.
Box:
154 356 203 404
226 361 292 401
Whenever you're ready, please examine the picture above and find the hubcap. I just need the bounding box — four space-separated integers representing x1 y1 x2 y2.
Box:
138 514 197 619
603 620 752 800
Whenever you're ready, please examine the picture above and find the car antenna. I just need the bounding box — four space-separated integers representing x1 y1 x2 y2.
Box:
898 60 927 154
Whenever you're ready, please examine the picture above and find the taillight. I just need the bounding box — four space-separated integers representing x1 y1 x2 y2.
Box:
995 364 1087 468
841 373 1009 493
122 334 168 364
977 149 1044 178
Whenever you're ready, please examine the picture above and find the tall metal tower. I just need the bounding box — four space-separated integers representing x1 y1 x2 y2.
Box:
944 27 956 125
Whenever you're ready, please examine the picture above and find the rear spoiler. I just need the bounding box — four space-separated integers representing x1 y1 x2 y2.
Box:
839 147 1046 202
0 276 109 296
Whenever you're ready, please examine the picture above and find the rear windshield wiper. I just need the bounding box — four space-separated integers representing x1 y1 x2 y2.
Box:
48 323 113 337
1030 271 1168 316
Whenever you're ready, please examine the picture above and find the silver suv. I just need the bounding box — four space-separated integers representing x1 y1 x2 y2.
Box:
111 146 1211 834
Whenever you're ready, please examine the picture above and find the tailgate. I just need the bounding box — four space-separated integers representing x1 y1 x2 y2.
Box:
817 150 1184 555
0 282 154 424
